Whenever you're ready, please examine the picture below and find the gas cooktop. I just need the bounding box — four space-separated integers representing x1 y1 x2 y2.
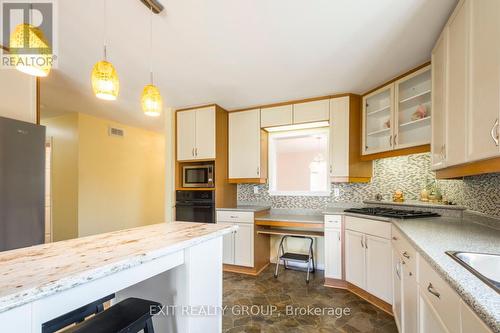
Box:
343 207 440 219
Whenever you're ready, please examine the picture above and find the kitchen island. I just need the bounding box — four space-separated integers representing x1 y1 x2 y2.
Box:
0 222 237 333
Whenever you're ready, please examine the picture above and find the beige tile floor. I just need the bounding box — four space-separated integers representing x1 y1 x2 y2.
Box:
223 266 398 333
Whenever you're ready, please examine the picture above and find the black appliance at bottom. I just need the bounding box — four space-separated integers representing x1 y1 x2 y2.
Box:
344 207 440 219
175 190 215 223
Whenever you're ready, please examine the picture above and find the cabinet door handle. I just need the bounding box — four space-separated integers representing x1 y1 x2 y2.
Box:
392 236 398 241
330 165 333 174
389 135 393 147
394 134 398 146
192 148 195 157
360 238 364 248
195 148 198 156
491 119 499 146
395 263 401 279
427 283 441 299
256 167 260 176
402 251 410 259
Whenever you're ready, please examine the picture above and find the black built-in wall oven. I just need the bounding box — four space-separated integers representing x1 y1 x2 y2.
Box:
175 190 215 223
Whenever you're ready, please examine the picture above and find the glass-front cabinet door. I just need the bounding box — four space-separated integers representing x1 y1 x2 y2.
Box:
394 66 432 149
362 85 394 155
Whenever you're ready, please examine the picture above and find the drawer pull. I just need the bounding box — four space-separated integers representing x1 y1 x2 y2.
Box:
392 236 398 240
427 283 441 299
230 216 238 219
402 251 410 259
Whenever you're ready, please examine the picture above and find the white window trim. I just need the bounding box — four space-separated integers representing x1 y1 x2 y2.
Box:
268 127 330 197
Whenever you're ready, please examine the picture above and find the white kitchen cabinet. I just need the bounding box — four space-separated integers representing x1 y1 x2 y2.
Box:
330 96 349 178
345 229 366 289
431 30 448 170
260 105 293 128
229 110 261 179
194 107 216 159
432 0 500 174
365 234 392 304
234 223 254 267
394 67 432 150
293 99 330 124
460 300 492 333
445 0 468 167
324 215 342 280
216 211 254 268
176 106 216 161
219 222 235 264
402 263 418 333
362 85 394 155
467 0 500 161
176 110 197 161
418 290 449 333
393 251 403 332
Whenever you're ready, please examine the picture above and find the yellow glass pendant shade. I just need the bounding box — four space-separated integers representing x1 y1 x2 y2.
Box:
141 84 163 116
91 60 119 100
10 24 52 77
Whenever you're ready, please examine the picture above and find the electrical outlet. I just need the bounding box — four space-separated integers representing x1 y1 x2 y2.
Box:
333 188 340 197
253 186 259 194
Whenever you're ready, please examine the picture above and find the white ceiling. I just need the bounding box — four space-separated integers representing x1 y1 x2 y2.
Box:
41 0 457 132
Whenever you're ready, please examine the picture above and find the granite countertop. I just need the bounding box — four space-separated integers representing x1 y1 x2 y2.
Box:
216 205 271 213
392 217 500 332
255 213 324 224
0 222 237 314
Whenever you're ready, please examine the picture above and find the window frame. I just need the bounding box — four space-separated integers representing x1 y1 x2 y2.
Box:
268 127 330 197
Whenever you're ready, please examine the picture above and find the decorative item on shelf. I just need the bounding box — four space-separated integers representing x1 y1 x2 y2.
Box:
383 119 391 128
428 180 442 203
141 4 162 117
374 193 383 201
91 0 120 101
411 104 428 121
393 189 404 202
420 188 429 202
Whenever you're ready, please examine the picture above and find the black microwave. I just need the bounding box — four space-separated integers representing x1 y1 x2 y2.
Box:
182 164 214 188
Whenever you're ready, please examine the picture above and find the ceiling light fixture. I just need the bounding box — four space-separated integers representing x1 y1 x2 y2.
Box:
141 5 162 117
91 0 119 101
10 5 52 77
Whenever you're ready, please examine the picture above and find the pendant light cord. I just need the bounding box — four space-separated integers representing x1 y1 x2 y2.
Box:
103 0 108 60
149 5 154 85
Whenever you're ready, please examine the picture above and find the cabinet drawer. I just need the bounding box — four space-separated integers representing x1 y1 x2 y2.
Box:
260 105 293 128
392 226 416 273
216 211 254 223
324 215 342 229
418 256 460 333
345 216 391 239
293 99 330 124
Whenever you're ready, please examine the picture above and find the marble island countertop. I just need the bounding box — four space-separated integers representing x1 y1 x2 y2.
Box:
0 222 237 314
392 217 500 332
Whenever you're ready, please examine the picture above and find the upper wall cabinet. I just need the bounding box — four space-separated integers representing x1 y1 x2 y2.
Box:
330 95 372 182
228 110 268 183
260 99 329 128
176 106 216 161
260 105 292 128
362 65 432 157
293 99 330 124
432 0 500 176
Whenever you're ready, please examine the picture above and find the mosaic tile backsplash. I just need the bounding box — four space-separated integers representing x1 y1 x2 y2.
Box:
237 153 500 217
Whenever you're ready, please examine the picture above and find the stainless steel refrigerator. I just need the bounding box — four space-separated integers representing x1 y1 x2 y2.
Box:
0 116 45 251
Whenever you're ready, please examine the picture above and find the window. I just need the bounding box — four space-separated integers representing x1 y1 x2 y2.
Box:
268 128 330 196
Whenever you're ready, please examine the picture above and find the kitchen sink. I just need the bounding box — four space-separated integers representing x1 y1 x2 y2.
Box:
446 251 500 294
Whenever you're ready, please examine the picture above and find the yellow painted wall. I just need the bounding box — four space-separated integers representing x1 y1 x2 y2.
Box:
41 114 79 241
0 70 36 123
43 112 165 239
77 113 165 236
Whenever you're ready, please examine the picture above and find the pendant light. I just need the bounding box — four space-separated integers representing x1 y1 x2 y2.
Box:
10 5 52 77
91 0 119 101
141 5 163 117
